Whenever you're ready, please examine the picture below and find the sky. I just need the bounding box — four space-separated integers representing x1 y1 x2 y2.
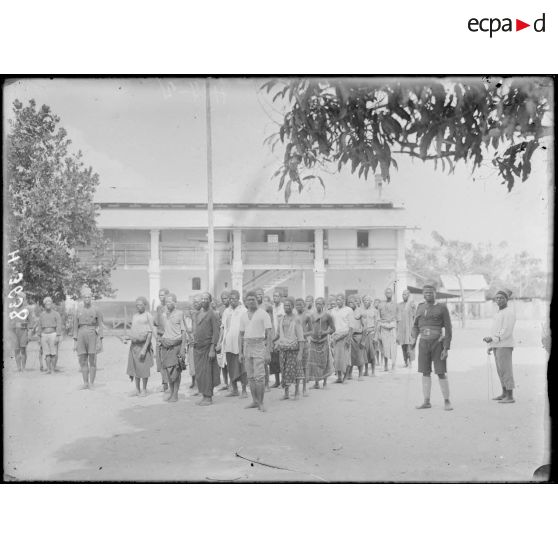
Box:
3 77 553 269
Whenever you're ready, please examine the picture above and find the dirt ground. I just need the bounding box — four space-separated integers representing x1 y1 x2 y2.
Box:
3 319 550 482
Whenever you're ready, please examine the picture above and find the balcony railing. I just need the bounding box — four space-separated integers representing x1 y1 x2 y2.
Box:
243 242 314 266
325 248 398 267
76 243 149 267
160 244 231 266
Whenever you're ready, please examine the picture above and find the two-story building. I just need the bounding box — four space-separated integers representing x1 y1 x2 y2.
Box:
89 200 411 309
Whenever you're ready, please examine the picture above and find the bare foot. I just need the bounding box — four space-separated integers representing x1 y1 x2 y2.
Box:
416 402 432 409
245 402 259 409
139 390 148 397
444 401 454 411
165 393 173 401
197 398 212 406
258 404 267 412
130 391 140 397
78 384 89 390
168 395 178 403
240 391 248 398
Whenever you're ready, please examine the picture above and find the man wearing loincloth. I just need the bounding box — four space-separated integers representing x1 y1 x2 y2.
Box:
378 288 398 371
159 293 187 403
305 297 335 389
193 292 221 406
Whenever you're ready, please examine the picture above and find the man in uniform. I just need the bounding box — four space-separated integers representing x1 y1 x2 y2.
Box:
73 287 103 388
411 285 453 411
37 296 63 375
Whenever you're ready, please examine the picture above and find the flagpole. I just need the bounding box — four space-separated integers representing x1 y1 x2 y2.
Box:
205 79 215 297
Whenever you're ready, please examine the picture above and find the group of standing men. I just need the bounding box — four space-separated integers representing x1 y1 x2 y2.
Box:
9 282 518 412
142 285 427 411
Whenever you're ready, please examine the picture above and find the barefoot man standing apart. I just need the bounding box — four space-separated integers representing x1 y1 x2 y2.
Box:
483 289 516 404
73 287 103 388
411 285 453 411
239 290 272 412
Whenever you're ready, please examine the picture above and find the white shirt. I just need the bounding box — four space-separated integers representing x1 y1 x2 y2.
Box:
490 306 516 348
222 304 246 354
330 306 353 335
240 308 272 339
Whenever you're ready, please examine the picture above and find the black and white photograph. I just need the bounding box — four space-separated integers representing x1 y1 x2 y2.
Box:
3 76 554 482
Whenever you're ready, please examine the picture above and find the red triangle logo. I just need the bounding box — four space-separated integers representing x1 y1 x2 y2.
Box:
516 19 530 31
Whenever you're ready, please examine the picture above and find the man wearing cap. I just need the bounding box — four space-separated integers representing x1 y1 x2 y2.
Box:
483 290 517 404
411 284 453 411
73 287 103 389
37 297 62 374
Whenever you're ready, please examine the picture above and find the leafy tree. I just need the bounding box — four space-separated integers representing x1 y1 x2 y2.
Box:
6 99 115 304
407 234 548 325
262 77 551 201
505 251 548 299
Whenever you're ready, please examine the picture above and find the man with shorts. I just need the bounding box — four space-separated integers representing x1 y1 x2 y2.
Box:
239 290 272 412
37 297 62 374
411 285 453 411
9 292 31 372
73 287 103 389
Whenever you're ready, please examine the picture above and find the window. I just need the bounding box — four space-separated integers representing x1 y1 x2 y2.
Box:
357 230 369 248
264 230 285 243
192 277 201 290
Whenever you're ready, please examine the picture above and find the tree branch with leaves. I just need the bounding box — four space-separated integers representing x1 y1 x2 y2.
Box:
262 77 551 201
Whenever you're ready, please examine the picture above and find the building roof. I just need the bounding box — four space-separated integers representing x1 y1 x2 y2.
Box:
440 274 488 291
97 203 410 230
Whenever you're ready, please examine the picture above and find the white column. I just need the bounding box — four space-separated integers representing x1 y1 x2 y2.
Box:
231 228 244 294
313 229 326 299
148 229 161 311
395 228 407 302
